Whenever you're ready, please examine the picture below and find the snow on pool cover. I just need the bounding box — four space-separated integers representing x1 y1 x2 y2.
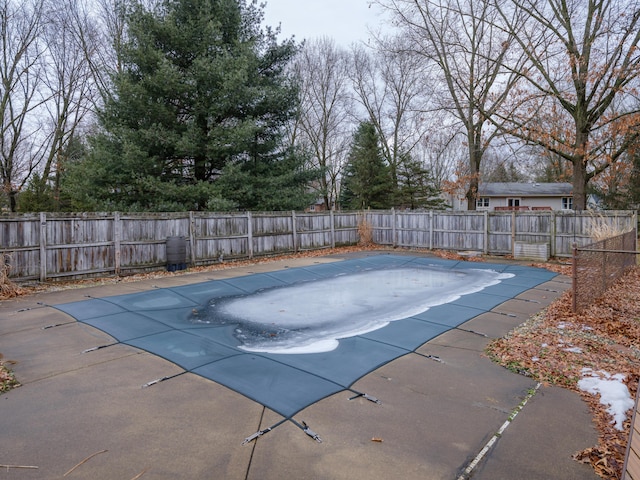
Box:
55 255 557 422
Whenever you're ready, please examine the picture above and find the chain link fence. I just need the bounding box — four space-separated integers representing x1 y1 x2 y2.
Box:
572 229 638 312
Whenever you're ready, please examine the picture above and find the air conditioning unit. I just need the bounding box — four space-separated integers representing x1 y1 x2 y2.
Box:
514 241 550 261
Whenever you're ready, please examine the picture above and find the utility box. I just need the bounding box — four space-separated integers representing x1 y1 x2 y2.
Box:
514 241 550 261
166 236 187 271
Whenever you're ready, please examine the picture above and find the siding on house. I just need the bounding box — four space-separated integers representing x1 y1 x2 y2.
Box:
451 182 573 211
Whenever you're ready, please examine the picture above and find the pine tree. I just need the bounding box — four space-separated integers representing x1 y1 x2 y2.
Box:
396 154 448 210
71 0 314 211
340 121 393 210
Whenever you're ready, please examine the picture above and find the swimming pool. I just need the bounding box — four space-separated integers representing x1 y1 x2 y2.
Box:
55 254 557 419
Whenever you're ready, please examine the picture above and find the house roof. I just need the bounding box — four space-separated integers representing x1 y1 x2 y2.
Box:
478 182 573 197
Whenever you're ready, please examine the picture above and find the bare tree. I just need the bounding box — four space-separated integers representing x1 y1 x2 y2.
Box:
494 0 640 210
293 37 354 210
35 0 99 207
376 0 525 209
90 0 129 100
350 36 431 189
420 126 462 191
0 0 46 211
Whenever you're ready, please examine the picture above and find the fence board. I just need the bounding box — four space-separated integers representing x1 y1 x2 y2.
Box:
1 210 636 282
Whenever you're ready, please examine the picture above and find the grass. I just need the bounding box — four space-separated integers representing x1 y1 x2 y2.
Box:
587 212 634 242
357 217 374 247
0 254 21 298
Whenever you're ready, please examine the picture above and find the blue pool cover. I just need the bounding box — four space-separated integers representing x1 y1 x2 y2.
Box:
54 255 557 419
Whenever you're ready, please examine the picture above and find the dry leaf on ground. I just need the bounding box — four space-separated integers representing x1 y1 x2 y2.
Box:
487 266 640 480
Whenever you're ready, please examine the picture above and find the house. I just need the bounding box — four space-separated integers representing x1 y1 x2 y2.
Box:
305 199 329 212
450 182 574 211
477 182 574 211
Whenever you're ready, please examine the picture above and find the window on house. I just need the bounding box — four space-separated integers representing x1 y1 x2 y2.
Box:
562 197 573 210
309 205 316 212
476 197 490 208
507 198 521 207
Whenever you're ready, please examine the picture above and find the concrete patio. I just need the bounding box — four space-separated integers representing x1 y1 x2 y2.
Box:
0 251 599 479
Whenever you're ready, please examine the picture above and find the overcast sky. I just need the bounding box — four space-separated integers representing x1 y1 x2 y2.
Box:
262 0 389 46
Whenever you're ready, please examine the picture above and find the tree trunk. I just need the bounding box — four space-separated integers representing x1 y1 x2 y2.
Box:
194 113 208 184
320 174 330 210
466 138 482 210
466 178 478 210
8 189 17 212
571 125 590 211
572 158 587 210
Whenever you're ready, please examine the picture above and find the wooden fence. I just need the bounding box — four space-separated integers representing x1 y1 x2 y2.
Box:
0 210 636 282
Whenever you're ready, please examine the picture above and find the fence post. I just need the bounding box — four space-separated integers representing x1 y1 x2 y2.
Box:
247 211 253 258
114 212 121 276
550 211 557 258
330 210 335 248
602 244 607 292
429 211 434 250
511 211 516 256
391 208 397 247
291 210 298 253
483 210 489 254
572 242 578 313
39 212 47 282
188 211 197 266
633 222 638 267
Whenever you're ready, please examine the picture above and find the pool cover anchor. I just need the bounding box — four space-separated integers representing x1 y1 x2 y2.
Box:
18 302 50 313
241 427 272 446
81 343 118 353
42 321 75 330
241 418 288 446
301 421 323 443
422 353 443 363
141 372 188 388
142 377 169 388
348 392 382 405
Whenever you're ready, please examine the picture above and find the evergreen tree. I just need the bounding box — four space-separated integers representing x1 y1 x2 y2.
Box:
70 0 313 211
18 173 57 212
208 147 318 210
19 137 88 212
340 121 393 210
396 154 448 210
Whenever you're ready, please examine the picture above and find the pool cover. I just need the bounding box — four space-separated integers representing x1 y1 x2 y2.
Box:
54 255 557 420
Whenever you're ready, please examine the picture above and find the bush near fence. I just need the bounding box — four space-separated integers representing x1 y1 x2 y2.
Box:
0 209 636 282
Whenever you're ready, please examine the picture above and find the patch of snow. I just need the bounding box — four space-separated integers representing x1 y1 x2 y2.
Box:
582 325 593 331
578 368 634 431
531 356 539 362
209 266 513 354
563 347 583 354
541 343 548 348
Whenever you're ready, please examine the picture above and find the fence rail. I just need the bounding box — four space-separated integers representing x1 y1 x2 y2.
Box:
572 229 638 312
0 209 636 282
